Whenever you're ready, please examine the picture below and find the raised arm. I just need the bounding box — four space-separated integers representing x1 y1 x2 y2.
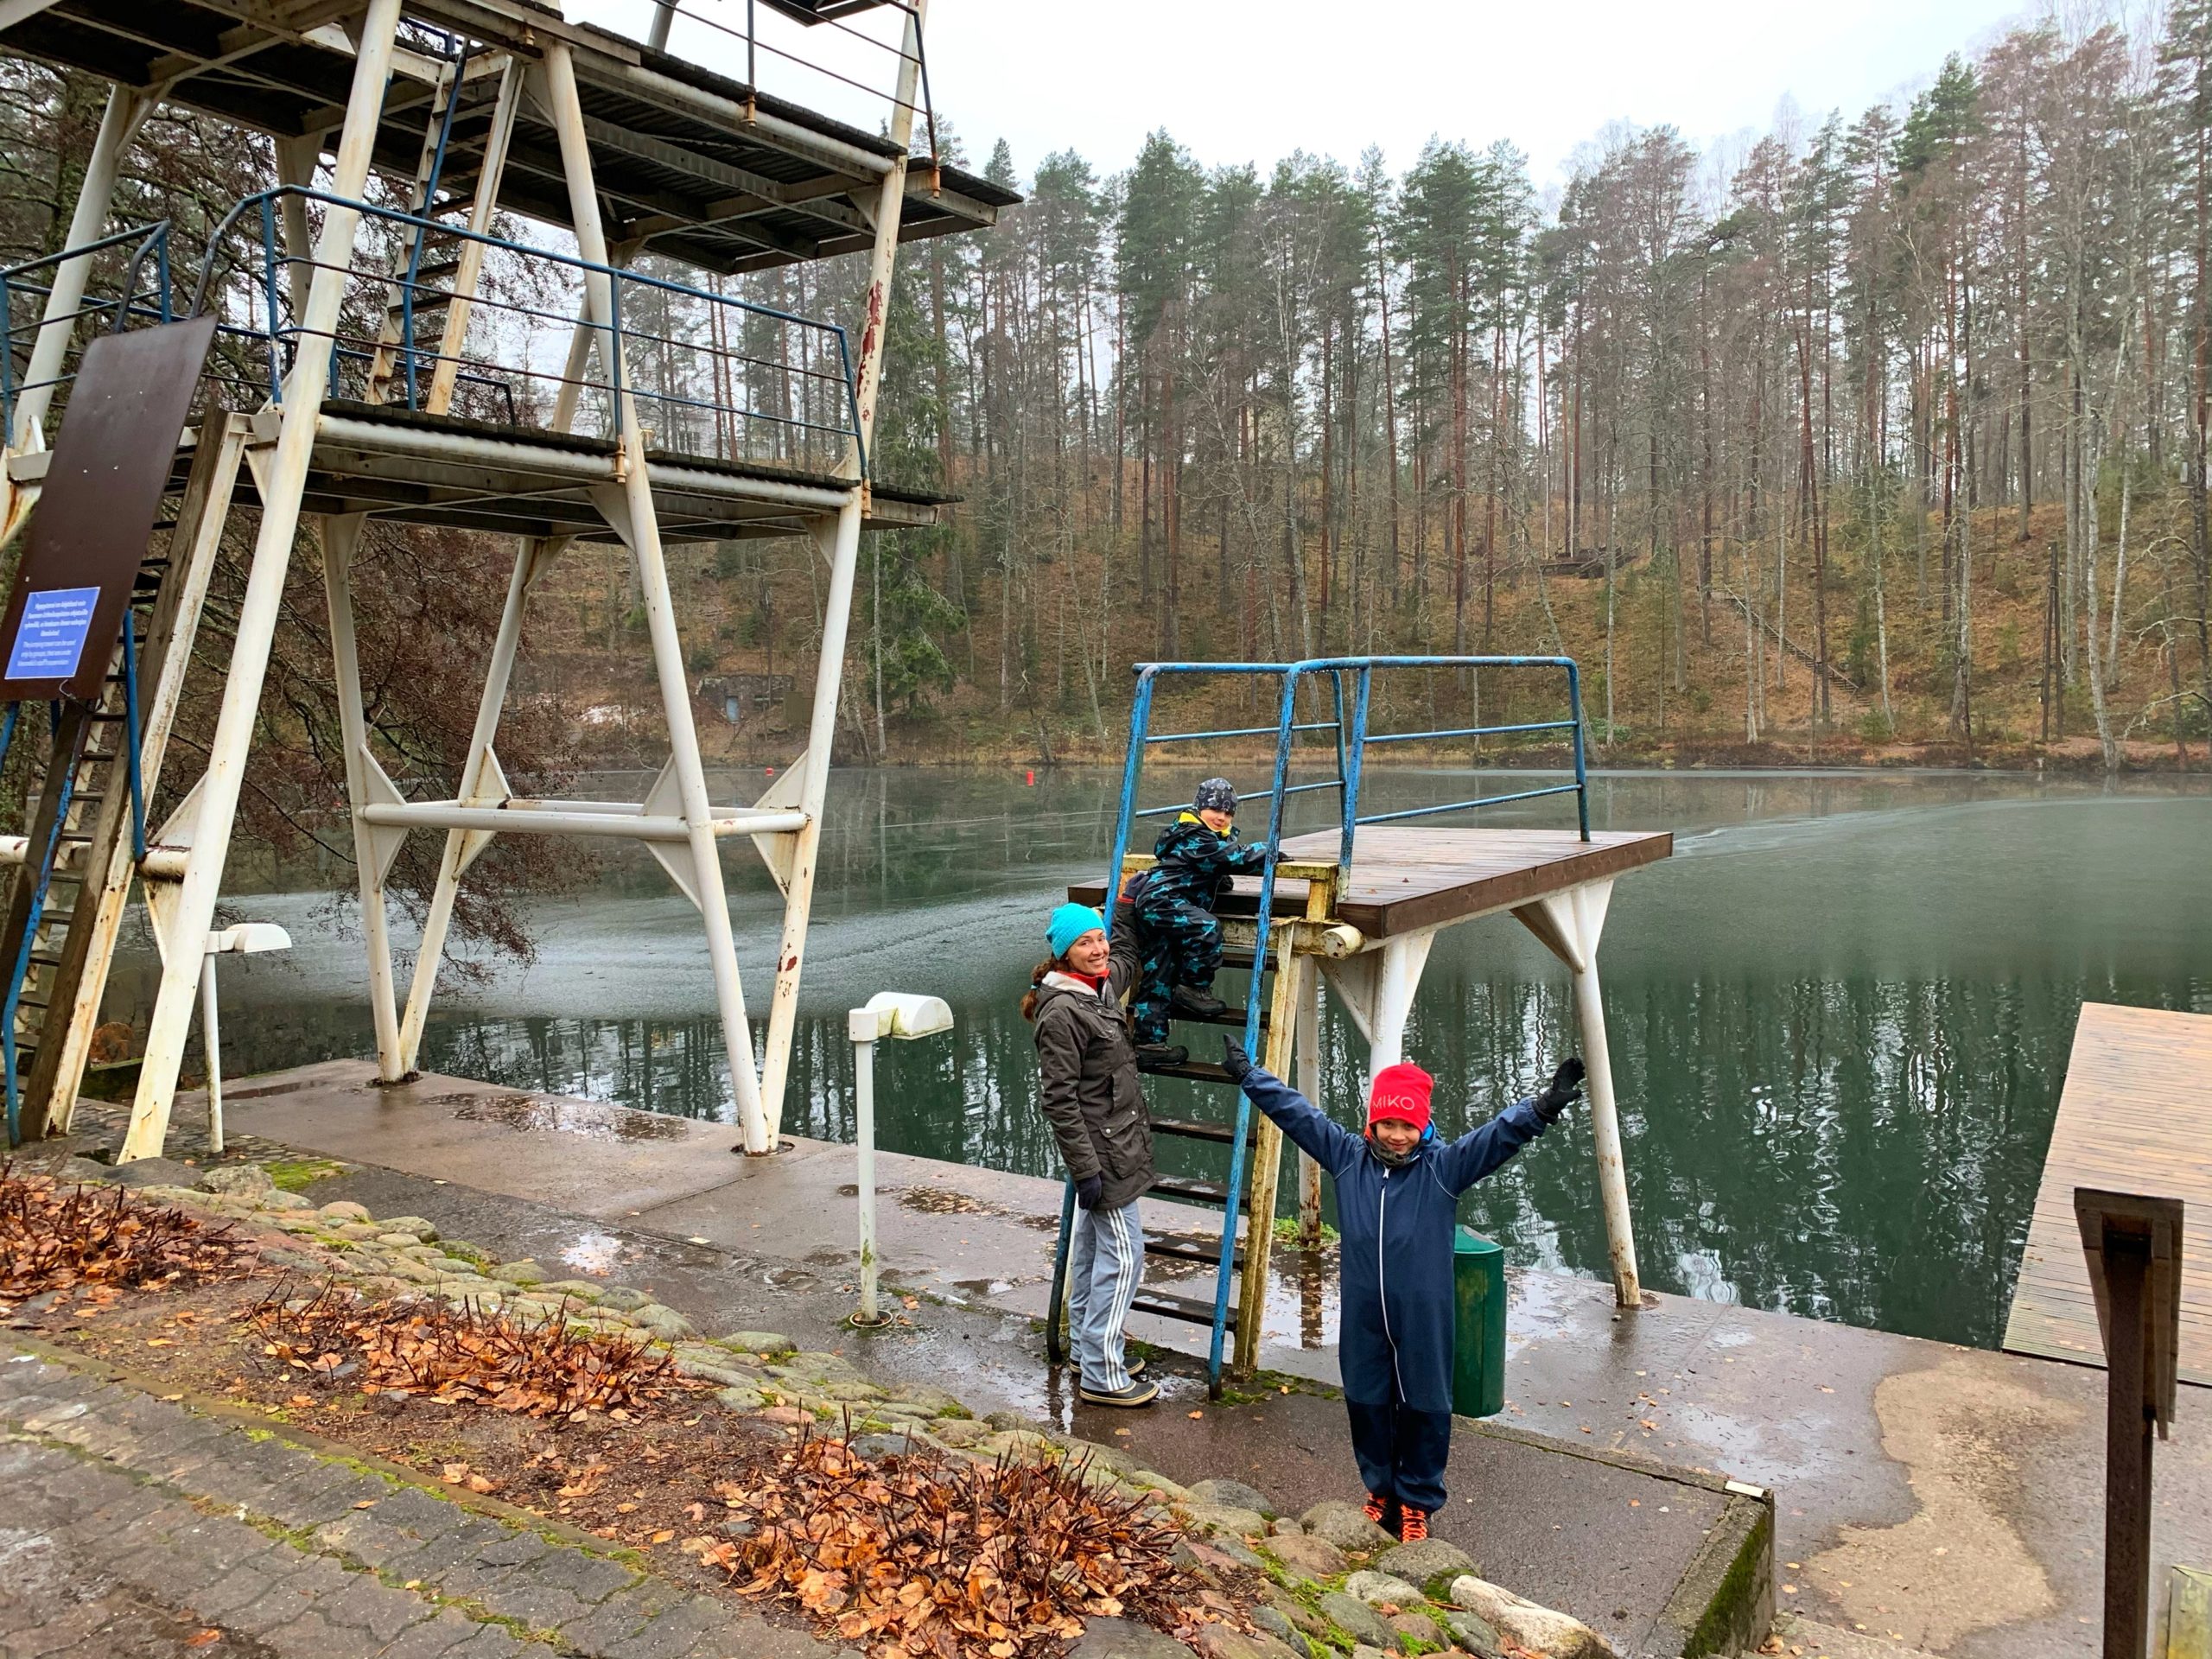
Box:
1224 1043 1363 1173
1107 899 1143 1002
1433 1097 1548 1195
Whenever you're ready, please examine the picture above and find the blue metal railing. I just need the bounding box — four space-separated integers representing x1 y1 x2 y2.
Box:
1080 654 1590 1389
190 186 869 477
2 221 173 441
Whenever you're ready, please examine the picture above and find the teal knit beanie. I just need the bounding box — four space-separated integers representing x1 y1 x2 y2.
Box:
1046 902 1105 959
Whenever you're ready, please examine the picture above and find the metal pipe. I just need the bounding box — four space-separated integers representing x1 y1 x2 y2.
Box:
1356 784 1583 825
1563 882 1639 1305
1296 957 1323 1246
200 952 225 1155
361 801 804 838
321 513 405 1080
849 1014 881 1326
121 0 406 1165
10 86 160 449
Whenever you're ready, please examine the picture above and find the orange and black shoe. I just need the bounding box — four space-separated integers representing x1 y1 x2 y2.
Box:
1398 1506 1431 1543
1363 1491 1402 1537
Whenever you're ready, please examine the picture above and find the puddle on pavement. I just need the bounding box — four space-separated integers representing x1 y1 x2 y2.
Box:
445 1092 689 1142
900 1186 992 1216
951 1276 1017 1298
560 1230 626 1275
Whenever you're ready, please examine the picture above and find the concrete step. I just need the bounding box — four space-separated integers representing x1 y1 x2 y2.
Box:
1770 1612 1944 1659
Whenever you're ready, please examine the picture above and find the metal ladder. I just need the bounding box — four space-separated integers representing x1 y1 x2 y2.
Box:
0 415 245 1146
1046 655 1594 1394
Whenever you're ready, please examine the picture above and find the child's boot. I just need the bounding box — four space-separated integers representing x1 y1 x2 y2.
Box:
1363 1491 1402 1537
1170 984 1229 1020
1135 1042 1188 1072
1397 1507 1429 1543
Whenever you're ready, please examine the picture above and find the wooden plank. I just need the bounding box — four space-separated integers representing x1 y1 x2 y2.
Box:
2003 1002 2212 1388
1068 825 1673 940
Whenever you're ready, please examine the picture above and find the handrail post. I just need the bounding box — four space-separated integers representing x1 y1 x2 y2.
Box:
1567 661 1590 840
1340 664 1372 869
1103 668 1158 902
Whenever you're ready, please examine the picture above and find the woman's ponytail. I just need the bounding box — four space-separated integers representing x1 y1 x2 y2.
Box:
1019 958 1058 1022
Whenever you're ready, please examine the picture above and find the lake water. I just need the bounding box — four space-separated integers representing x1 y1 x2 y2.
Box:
118 766 2212 1351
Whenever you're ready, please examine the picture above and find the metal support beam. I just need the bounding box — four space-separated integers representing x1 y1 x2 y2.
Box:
758 0 926 1149
1232 925 1303 1374
7 82 163 452
1296 953 1325 1246
119 0 405 1163
321 512 404 1079
1513 879 1640 1306
426 54 522 415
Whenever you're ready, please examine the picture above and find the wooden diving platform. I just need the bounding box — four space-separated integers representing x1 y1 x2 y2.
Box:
2003 1001 2212 1387
1070 824 1674 941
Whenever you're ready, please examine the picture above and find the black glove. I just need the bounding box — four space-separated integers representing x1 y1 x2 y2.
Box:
1220 1038 1254 1085
1533 1057 1586 1123
1075 1173 1104 1211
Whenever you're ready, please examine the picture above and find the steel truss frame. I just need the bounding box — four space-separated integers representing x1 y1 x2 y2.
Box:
1 0 933 1160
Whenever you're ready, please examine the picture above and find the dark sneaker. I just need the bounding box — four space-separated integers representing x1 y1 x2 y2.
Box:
1135 1043 1188 1072
1075 1357 1146 1384
1398 1506 1430 1543
1078 1376 1160 1408
1170 984 1230 1020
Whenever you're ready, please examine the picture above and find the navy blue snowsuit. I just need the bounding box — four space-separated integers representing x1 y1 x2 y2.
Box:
1238 1063 1550 1513
1130 814 1270 1043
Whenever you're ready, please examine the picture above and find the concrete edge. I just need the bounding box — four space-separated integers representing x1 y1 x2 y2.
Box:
1647 1487 1776 1658
1465 1412 1743 1497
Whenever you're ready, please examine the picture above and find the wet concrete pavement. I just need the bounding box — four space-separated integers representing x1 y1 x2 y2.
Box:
208 1061 2212 1658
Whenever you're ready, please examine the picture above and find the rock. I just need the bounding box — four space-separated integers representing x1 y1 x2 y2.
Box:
1059 1438 1135 1477
1344 1571 1424 1612
882 1384 968 1417
1267 1532 1348 1581
631 1303 695 1339
1267 1516 1304 1536
535 1278 605 1303
316 1200 372 1221
1191 1534 1268 1574
715 1385 765 1410
1445 1577 1616 1659
1251 1606 1311 1656
1179 1503 1269 1541
1125 1470 1190 1501
1440 1609 1503 1656
719 1331 795 1356
377 1256 439 1284
1066 1617 1192 1659
681 1359 761 1390
983 1408 1031 1431
1351 1648 1390 1659
427 1255 481 1277
596 1286 652 1312
334 1222 382 1242
1188 1477 1277 1516
377 1215 440 1242
931 1418 988 1447
1262 1585 1336 1644
202 1164 274 1195
375 1232 424 1249
490 1259 546 1286
257 1189 314 1211
1387 1612 1437 1644
1300 1499 1395 1552
1192 1627 1305 1659
100 1157 207 1192
1375 1537 1480 1599
1317 1592 1402 1652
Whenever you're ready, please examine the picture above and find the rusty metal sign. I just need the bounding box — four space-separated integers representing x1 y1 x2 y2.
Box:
0 315 216 702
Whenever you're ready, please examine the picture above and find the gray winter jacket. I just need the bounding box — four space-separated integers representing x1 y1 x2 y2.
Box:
1032 904 1154 1211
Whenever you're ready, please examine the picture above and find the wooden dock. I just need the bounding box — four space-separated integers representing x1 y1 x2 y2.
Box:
2003 1001 2212 1387
1070 825 1673 938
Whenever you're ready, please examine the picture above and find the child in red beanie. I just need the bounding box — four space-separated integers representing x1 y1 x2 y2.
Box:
1223 1039 1585 1541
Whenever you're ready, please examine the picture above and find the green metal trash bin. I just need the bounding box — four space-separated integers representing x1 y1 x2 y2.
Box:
1452 1227 1506 1418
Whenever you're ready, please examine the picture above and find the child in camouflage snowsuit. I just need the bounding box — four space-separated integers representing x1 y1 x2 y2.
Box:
1128 777 1272 1066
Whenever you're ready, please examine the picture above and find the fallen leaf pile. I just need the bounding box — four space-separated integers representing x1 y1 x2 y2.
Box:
0 1167 253 1307
702 1421 1239 1659
248 1277 703 1420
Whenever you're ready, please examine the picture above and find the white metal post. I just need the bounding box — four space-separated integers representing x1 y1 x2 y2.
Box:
542 39 770 1151
397 534 563 1070
1512 880 1639 1306
272 135 321 319
321 514 405 1078
849 1011 880 1325
8 84 162 452
118 0 406 1163
199 953 224 1154
1365 931 1434 1077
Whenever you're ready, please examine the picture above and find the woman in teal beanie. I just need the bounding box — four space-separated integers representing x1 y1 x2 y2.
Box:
1021 899 1158 1406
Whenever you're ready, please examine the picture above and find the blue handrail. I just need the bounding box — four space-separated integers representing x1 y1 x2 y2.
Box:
1 221 173 439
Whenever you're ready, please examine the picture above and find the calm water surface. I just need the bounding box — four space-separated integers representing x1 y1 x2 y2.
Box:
118 767 2212 1351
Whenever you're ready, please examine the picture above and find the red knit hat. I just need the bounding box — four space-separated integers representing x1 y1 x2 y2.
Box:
1367 1063 1434 1133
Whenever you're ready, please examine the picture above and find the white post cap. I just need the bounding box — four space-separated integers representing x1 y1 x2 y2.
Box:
848 991 954 1042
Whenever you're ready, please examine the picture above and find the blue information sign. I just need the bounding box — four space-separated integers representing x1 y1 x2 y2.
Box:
5 587 100 682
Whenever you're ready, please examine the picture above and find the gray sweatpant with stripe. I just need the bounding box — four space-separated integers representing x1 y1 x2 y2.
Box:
1068 1198 1146 1390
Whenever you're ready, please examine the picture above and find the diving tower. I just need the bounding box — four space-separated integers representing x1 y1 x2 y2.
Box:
0 0 1014 1160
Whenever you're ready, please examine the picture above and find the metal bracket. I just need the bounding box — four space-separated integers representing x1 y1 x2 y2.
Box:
642 755 699 911
356 746 411 883
454 745 511 877
749 752 808 895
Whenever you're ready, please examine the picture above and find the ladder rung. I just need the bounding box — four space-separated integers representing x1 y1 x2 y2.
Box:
16 994 48 1010
1177 1005 1271 1029
1130 1289 1237 1332
1139 1060 1239 1086
1145 1236 1245 1271
1149 1116 1254 1146
1147 1174 1231 1207
29 951 65 967
1219 950 1280 974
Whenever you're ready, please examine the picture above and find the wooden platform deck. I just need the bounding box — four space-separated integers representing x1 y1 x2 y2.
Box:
1070 825 1673 940
2003 1001 2212 1387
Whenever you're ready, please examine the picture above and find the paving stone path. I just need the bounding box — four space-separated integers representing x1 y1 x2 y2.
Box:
0 1344 847 1659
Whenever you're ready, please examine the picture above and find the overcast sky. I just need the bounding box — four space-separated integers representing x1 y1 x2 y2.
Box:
575 0 2040 189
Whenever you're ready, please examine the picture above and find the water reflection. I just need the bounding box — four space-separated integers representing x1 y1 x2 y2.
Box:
138 767 2212 1351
